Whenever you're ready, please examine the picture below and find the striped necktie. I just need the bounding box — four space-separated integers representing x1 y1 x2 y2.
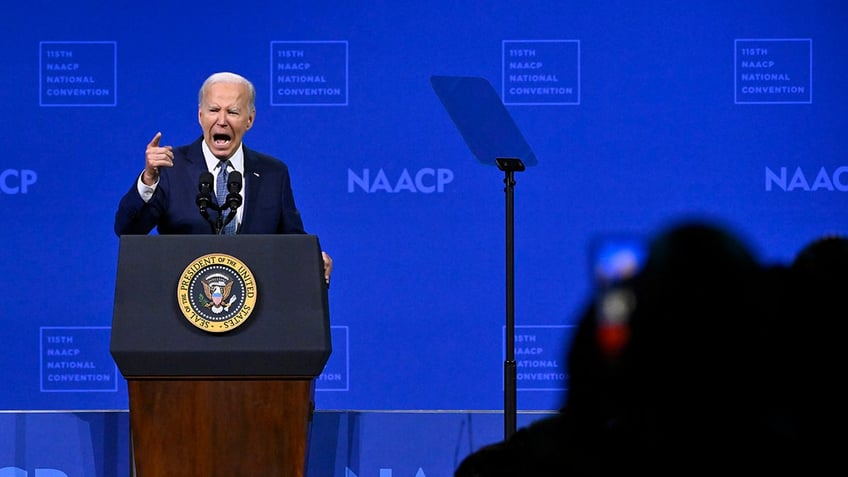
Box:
216 161 236 235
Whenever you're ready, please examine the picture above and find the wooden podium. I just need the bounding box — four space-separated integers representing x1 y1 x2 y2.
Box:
110 235 331 477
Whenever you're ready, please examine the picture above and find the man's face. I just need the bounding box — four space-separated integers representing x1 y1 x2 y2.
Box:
198 82 255 160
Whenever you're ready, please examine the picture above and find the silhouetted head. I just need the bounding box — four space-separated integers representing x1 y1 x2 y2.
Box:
789 234 848 465
608 221 767 469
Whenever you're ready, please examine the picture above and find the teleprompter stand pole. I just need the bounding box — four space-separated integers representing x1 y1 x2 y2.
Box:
496 157 525 440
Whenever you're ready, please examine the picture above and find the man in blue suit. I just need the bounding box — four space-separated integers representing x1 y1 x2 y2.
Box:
114 71 332 283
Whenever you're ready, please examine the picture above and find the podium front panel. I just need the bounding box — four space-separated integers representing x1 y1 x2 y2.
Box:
110 234 331 378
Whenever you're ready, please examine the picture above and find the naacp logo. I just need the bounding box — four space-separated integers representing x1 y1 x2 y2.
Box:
177 253 257 333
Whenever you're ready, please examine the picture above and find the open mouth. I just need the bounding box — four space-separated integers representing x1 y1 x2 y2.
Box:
212 133 232 145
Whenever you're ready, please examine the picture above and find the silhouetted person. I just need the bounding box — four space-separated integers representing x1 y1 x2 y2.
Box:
605 222 772 473
788 235 848 472
455 221 779 476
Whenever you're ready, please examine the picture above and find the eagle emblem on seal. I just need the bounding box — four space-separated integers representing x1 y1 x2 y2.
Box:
201 273 238 313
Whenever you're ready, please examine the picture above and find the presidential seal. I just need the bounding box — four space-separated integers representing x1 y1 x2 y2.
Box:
177 253 257 333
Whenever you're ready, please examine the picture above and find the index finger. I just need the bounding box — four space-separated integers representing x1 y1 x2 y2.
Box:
147 132 162 148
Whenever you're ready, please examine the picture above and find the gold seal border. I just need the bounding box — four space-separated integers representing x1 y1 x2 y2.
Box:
177 253 258 333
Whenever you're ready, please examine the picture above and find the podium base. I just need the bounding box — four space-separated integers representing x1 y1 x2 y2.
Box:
128 379 314 477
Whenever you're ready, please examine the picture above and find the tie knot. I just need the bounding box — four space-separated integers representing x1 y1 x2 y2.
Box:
216 161 231 203
216 161 231 191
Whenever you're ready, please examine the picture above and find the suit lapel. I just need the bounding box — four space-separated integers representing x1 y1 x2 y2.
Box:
241 146 262 232
186 137 208 180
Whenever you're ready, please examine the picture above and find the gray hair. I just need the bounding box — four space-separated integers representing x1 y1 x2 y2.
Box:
198 72 256 112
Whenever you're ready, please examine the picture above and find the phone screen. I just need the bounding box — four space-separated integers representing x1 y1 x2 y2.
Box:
591 235 646 358
591 236 646 288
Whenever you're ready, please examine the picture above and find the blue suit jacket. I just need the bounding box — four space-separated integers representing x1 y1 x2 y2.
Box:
114 137 306 235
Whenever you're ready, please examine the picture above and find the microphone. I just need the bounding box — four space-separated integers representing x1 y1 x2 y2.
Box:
196 171 214 210
226 171 243 210
221 170 242 233
196 171 217 233
197 171 214 200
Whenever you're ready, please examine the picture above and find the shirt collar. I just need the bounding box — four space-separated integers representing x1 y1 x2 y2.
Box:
201 140 245 173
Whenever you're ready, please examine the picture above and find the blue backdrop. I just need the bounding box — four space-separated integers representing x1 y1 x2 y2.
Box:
3 0 845 418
